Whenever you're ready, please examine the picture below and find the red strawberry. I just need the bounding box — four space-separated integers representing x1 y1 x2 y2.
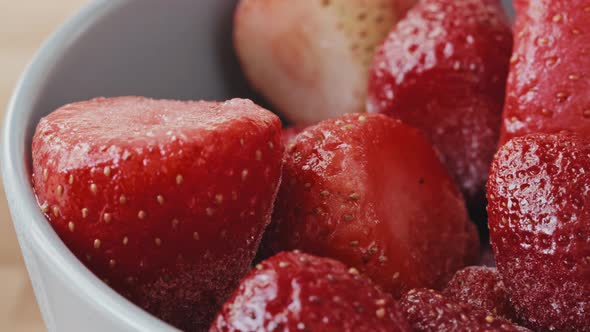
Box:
211 251 412 332
234 0 417 125
500 1 590 145
367 0 512 215
262 113 477 297
443 266 517 322
487 132 590 331
400 289 529 331
31 97 284 331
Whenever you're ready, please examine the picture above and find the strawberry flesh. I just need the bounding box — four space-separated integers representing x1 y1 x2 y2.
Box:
32 97 284 331
211 251 411 332
234 0 416 125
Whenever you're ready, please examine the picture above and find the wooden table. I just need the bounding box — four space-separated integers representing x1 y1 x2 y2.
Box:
0 1 86 331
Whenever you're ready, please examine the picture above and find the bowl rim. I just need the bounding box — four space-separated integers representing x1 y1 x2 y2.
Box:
1 1 177 330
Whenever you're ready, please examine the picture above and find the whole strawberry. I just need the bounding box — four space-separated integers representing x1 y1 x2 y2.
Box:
444 266 517 322
32 97 284 331
211 251 411 332
500 0 590 145
234 0 416 125
488 132 590 331
367 0 512 215
400 289 529 331
263 113 477 297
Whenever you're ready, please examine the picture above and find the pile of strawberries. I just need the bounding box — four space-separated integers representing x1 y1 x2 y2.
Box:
31 0 590 331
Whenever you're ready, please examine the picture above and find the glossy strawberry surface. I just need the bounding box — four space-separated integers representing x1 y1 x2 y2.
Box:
263 113 477 297
488 132 590 331
401 289 529 332
32 97 284 331
444 266 516 322
368 0 512 214
211 251 411 332
500 0 590 145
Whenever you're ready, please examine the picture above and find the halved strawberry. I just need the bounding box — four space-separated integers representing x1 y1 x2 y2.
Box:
262 113 477 297
488 132 590 331
367 0 512 216
31 97 284 331
211 251 411 331
400 289 529 331
500 1 590 145
234 0 416 125
443 266 517 322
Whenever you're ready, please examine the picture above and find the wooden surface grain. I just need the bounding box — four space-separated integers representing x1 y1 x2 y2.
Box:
0 1 86 331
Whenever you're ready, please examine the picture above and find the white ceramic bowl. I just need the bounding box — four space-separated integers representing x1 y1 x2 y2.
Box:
2 0 515 331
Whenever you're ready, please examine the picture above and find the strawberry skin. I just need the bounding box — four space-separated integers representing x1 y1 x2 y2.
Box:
443 266 517 322
263 113 477 297
500 0 590 145
234 0 416 125
367 0 512 214
400 289 529 332
31 97 284 331
211 251 411 332
488 133 590 331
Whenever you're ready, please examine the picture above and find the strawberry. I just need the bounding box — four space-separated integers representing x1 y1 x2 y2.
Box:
400 289 529 332
31 97 284 331
262 113 477 297
211 251 412 332
367 0 512 216
443 266 517 322
234 0 417 125
487 132 590 331
500 1 590 145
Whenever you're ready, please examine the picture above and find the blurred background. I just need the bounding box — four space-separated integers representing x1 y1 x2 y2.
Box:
1 1 85 331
